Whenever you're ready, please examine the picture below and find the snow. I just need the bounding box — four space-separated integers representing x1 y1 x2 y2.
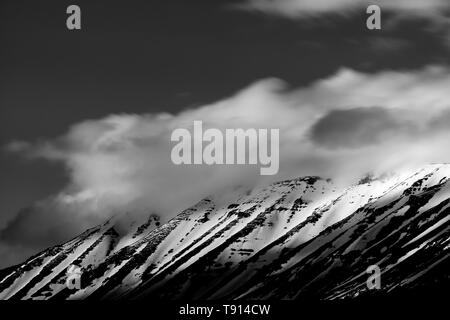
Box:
1 164 449 300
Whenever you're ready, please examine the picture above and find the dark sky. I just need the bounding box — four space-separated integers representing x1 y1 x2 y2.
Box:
0 0 448 230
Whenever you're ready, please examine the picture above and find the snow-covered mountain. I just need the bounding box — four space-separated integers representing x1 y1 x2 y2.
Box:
0 164 449 300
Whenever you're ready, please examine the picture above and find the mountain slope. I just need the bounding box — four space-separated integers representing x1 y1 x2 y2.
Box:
0 164 449 300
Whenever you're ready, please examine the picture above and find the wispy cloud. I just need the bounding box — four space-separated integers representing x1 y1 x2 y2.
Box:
234 0 450 50
235 0 449 18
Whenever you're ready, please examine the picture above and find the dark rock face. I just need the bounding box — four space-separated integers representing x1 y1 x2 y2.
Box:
1 165 449 300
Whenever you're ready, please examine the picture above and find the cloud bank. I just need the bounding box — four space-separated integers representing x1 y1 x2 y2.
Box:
2 65 450 267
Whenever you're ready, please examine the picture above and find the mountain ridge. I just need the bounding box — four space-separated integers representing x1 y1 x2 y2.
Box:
1 164 449 300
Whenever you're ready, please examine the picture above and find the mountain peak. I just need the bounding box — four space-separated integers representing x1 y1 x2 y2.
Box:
1 164 449 300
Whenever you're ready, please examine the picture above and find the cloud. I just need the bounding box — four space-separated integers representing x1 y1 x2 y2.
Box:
2 65 450 267
234 0 450 47
309 107 407 148
235 0 450 18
